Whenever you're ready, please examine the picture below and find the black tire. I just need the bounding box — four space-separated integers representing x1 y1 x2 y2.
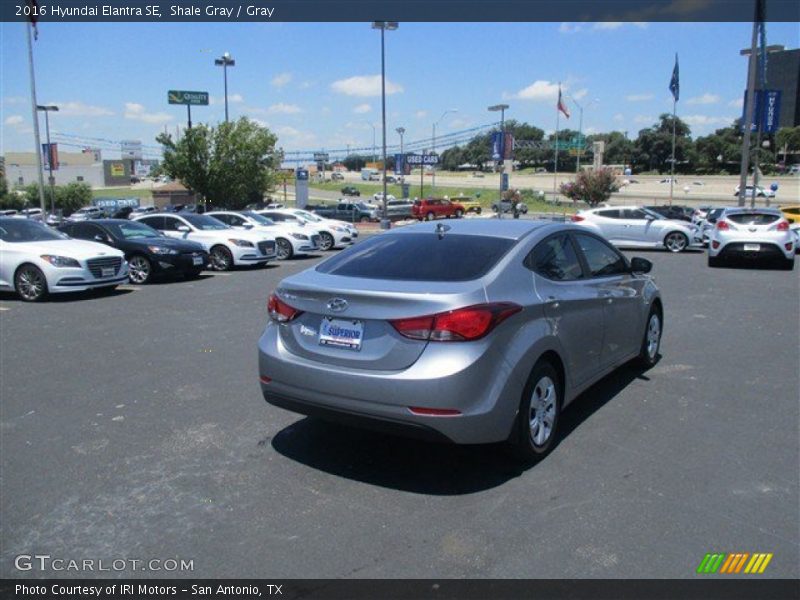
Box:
455 209 463 218
127 254 152 284
14 264 48 302
521 205 528 214
360 216 370 223
476 207 482 215
319 231 335 251
634 304 662 368
779 258 795 271
510 360 562 463
275 238 293 260
664 231 689 253
708 255 723 268
426 212 435 221
210 245 233 271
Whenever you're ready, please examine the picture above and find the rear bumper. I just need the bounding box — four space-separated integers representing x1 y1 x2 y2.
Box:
709 238 794 260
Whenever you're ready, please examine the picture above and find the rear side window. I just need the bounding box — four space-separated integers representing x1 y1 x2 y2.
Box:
316 233 515 282
138 216 164 230
726 213 780 225
574 233 629 277
597 209 621 219
528 235 584 281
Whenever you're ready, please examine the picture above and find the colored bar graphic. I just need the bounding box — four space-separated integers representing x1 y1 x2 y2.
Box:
698 552 772 575
734 553 750 573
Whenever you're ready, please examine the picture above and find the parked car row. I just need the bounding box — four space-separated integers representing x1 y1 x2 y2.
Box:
0 208 360 302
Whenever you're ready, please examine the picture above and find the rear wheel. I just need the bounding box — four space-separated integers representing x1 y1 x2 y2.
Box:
510 361 561 463
634 305 662 367
318 232 335 251
360 216 370 223
210 245 233 271
127 254 152 284
455 209 464 218
15 264 48 302
664 231 689 253
426 212 435 221
275 238 293 260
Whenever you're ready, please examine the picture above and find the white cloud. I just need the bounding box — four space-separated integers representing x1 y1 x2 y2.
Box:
415 110 428 119
271 72 292 88
508 80 560 101
252 118 270 128
275 125 316 147
448 118 471 129
299 81 315 89
268 103 302 114
47 101 114 117
559 22 583 34
634 115 655 124
626 93 654 102
123 103 173 124
4 115 24 126
331 75 403 97
613 113 625 122
353 103 372 114
572 89 589 101
3 96 26 105
682 114 736 127
210 94 244 106
728 98 744 108
687 93 721 105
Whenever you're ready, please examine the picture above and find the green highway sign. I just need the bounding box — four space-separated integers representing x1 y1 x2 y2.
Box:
168 90 209 106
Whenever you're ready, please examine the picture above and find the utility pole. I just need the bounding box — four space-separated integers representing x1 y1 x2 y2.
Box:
26 22 46 219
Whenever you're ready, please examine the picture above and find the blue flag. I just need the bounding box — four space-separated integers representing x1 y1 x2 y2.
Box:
669 54 679 102
757 0 767 88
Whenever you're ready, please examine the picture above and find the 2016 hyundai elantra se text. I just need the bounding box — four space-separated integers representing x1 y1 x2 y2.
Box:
258 220 663 462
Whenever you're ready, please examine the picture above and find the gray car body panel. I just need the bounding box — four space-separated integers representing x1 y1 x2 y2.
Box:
258 220 660 444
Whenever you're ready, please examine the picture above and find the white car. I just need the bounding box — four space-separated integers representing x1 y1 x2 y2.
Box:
14 208 44 222
0 217 128 301
257 209 352 251
284 208 358 247
708 208 794 270
133 213 276 271
67 206 106 222
734 185 775 198
572 205 699 253
206 210 320 260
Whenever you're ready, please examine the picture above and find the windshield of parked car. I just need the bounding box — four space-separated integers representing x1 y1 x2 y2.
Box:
241 212 276 225
180 214 229 230
317 233 515 281
0 219 69 242
105 221 164 240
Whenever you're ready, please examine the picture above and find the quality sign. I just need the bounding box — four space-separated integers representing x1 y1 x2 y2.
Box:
168 90 209 106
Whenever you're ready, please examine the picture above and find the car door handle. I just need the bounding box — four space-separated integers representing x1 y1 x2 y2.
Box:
545 296 560 308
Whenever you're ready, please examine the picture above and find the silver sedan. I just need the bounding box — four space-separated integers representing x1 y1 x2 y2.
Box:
258 220 662 462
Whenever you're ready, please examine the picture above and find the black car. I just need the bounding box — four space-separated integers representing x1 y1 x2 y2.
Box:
59 219 209 284
644 205 693 222
341 186 361 197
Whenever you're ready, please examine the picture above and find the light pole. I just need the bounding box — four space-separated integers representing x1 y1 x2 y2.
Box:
37 104 59 216
395 126 405 155
372 20 398 230
488 104 509 218
569 97 599 173
432 109 457 190
214 52 235 123
396 127 405 182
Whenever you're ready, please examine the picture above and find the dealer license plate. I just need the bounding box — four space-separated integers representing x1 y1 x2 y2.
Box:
192 256 204 266
319 317 363 351
101 267 114 278
743 244 761 252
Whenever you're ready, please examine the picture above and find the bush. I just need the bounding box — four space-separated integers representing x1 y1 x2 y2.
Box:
559 168 620 207
17 182 93 216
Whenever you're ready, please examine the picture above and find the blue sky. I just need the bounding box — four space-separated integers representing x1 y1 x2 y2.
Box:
1 21 798 159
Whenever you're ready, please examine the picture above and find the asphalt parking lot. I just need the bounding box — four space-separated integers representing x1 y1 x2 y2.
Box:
1 240 798 579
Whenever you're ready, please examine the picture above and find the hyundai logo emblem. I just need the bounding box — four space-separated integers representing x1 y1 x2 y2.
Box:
327 298 348 312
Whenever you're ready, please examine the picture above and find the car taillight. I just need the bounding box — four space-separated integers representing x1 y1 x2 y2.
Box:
267 293 303 322
776 221 789 231
716 220 730 231
408 407 462 416
390 303 522 342
571 214 585 222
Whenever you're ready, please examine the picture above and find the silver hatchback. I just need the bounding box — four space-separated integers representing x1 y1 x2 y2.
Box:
258 220 662 461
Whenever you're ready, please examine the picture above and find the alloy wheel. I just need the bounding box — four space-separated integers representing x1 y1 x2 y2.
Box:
665 232 688 252
276 238 292 260
211 247 232 271
319 232 334 251
529 376 557 447
128 256 151 284
16 266 47 301
647 313 661 360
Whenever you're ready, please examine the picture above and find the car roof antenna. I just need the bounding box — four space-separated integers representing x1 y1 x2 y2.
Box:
435 222 450 239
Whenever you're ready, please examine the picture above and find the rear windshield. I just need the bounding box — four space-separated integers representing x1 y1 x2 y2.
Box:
726 213 780 225
316 233 515 281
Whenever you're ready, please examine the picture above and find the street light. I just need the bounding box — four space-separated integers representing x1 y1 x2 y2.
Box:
395 127 405 155
214 52 235 123
36 104 59 216
569 96 599 173
488 104 509 219
432 109 457 189
372 21 398 230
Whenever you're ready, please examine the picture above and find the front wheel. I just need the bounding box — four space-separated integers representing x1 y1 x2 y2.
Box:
634 305 662 367
318 231 335 251
778 258 795 271
455 209 463 218
210 245 233 271
128 254 152 284
664 231 689 253
15 264 48 302
426 212 435 221
510 361 561 463
275 238 293 260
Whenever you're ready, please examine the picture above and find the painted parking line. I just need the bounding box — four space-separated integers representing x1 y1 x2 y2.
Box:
0 306 10 311
118 285 142 291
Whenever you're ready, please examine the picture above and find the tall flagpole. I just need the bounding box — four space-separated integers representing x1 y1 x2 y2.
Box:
26 22 47 218
553 83 561 202
738 0 761 208
669 96 676 207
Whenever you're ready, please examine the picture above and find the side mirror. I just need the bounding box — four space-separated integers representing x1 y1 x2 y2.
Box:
94 234 106 242
630 257 653 274
645 214 656 221
176 225 190 232
243 223 254 229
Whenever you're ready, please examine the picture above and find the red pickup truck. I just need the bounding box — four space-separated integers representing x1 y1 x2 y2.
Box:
411 198 466 221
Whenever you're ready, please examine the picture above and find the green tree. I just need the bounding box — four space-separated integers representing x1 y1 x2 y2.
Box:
559 168 620 207
156 117 282 208
20 182 92 215
694 125 742 174
634 114 693 173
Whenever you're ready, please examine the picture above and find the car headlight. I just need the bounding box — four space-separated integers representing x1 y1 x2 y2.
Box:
332 226 346 232
148 245 178 255
40 255 80 268
291 233 309 240
228 239 254 248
